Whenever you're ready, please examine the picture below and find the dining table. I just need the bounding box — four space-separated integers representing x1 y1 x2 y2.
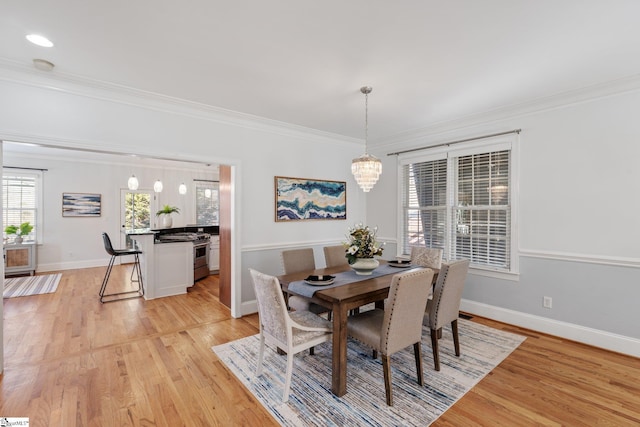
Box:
277 260 438 397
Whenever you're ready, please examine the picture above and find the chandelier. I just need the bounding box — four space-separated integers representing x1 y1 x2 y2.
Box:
352 86 382 192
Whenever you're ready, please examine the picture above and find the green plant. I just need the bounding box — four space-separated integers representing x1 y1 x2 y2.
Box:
155 205 180 216
5 222 34 236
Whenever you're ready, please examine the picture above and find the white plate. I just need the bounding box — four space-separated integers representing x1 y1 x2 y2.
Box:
304 279 335 286
388 262 412 268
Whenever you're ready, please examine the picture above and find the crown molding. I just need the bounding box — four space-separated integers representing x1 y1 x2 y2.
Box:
0 58 361 147
377 73 640 150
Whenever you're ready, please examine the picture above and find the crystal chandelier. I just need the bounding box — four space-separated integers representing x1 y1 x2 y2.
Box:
352 86 382 192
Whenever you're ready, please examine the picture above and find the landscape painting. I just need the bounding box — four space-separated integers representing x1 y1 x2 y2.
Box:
275 176 346 221
62 193 102 217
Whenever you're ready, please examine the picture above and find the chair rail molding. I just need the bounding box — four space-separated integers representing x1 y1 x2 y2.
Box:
519 248 640 268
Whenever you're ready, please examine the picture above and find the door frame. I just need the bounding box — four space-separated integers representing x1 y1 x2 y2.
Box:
120 188 155 263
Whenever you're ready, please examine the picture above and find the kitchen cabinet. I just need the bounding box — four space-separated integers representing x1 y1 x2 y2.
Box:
209 235 220 273
129 232 193 300
4 242 36 276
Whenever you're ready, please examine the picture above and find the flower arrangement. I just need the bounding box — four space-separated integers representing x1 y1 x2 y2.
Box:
344 223 384 265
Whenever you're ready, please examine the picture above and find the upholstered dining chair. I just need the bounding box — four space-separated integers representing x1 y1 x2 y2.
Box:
282 248 331 317
423 259 470 371
249 268 332 403
323 245 349 268
410 246 443 269
346 268 435 406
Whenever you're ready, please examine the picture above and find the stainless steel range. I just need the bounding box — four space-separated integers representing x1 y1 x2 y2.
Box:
156 232 211 281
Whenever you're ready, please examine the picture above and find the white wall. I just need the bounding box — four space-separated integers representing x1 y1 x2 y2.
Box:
3 152 218 271
370 85 640 356
0 68 366 317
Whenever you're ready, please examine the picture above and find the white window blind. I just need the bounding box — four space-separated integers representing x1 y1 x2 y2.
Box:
2 170 42 243
453 150 510 269
401 158 447 253
400 138 515 273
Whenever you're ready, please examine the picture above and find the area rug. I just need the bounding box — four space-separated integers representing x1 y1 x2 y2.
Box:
3 273 62 298
212 318 525 426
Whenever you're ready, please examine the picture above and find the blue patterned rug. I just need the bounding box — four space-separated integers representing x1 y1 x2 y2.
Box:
212 318 525 426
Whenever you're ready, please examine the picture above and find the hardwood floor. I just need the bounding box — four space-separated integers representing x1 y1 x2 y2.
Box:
1 266 639 426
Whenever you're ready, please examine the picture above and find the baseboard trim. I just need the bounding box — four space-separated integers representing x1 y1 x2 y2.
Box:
37 259 107 273
461 299 640 358
240 300 258 317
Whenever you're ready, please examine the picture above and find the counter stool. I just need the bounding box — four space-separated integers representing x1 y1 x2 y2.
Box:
99 232 144 303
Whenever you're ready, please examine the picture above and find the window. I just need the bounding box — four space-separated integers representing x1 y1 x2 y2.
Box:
2 169 44 243
195 181 219 225
400 137 517 274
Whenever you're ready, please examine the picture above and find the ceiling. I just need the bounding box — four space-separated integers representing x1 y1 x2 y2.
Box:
1 1 640 143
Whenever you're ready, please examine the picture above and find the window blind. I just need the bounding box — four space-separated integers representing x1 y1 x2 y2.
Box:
2 173 37 237
399 138 515 273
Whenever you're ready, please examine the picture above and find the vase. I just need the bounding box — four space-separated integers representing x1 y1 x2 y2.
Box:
162 215 173 228
14 235 23 244
351 257 379 275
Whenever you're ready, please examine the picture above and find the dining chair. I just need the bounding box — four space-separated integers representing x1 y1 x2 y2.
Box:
282 248 331 317
323 245 349 268
346 268 435 406
249 268 332 403
423 259 470 371
410 246 443 269
99 232 144 303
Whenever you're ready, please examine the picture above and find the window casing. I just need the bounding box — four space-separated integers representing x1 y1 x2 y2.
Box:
2 169 44 244
399 137 517 274
195 181 219 225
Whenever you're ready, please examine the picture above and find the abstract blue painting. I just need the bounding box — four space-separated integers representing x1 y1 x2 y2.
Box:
275 177 346 221
62 193 102 217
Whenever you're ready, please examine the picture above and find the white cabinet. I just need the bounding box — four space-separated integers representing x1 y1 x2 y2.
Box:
4 243 36 276
209 235 220 273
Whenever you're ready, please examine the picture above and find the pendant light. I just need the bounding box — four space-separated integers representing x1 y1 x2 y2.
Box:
127 174 139 190
351 86 382 192
153 179 163 193
178 183 187 195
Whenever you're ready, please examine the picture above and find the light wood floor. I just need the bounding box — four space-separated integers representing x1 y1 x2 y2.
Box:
1 266 639 426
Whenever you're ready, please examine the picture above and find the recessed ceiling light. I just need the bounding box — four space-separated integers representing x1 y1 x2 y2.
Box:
26 34 54 47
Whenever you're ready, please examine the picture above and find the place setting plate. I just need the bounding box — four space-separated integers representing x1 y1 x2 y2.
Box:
304 275 335 286
388 259 413 268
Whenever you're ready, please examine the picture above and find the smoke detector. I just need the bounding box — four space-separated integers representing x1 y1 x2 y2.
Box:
33 59 55 71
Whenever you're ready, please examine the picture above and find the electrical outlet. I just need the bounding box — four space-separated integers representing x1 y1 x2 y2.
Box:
543 296 552 309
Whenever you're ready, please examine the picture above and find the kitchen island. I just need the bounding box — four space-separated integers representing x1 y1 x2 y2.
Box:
128 230 193 300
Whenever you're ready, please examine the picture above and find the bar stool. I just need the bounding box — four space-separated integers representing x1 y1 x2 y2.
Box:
99 232 144 303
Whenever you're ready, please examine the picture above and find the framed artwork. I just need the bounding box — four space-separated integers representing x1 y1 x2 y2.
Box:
275 176 347 221
62 193 102 217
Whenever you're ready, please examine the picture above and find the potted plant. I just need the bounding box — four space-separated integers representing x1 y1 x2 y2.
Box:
156 205 180 228
5 222 34 244
343 223 384 275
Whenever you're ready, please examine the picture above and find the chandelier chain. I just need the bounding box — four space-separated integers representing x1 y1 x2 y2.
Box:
364 90 368 153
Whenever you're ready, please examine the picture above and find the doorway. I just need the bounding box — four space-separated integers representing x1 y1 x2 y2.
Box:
120 189 154 262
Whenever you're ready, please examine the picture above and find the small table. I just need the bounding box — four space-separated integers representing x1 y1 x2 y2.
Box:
278 261 438 397
4 242 37 276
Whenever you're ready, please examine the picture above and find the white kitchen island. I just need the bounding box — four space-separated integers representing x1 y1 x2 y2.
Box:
129 231 194 300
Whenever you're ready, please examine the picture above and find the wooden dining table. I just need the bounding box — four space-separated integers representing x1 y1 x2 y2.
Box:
277 260 438 397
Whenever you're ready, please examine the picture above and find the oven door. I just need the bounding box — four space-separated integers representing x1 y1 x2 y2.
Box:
194 242 210 280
